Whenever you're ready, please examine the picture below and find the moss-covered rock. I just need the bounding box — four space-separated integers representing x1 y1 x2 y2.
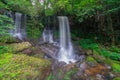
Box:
0 35 16 43
0 53 51 80
7 42 32 52
111 63 120 72
113 77 120 80
86 56 98 66
103 58 120 72
93 50 106 63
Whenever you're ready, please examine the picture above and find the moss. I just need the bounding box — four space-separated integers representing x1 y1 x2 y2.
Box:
93 50 106 63
0 35 16 43
113 77 120 80
0 53 51 80
111 63 120 72
7 42 32 52
103 58 120 72
86 56 97 65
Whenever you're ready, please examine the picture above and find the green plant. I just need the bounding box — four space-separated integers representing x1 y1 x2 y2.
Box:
27 27 42 39
0 46 9 54
26 18 43 39
109 46 120 53
0 14 13 35
79 39 120 61
79 39 99 49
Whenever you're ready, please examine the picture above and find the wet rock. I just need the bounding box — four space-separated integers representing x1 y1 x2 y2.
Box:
76 46 87 55
52 61 66 71
22 48 32 55
40 43 59 60
77 55 86 62
21 46 45 59
103 73 114 80
32 47 45 58
61 63 76 72
85 64 108 76
59 61 67 67
79 62 89 71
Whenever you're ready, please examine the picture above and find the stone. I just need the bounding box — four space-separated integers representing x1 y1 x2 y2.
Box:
85 64 107 76
79 62 89 71
86 56 98 66
7 42 32 52
61 63 76 72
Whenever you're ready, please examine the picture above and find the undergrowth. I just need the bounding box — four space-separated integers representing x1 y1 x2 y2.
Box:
79 39 120 61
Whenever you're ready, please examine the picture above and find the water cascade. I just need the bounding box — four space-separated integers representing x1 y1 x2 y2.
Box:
42 28 54 43
57 16 76 63
10 12 26 40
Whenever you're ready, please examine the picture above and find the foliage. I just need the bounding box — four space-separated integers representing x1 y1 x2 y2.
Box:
26 17 44 39
2 0 44 16
79 39 99 49
0 35 16 43
0 14 14 43
102 0 120 14
0 1 8 9
108 46 120 53
0 53 51 80
0 46 9 55
27 26 42 39
0 14 13 35
79 39 120 61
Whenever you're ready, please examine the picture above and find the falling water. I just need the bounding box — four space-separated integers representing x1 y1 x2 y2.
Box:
58 16 76 64
10 12 26 40
42 28 54 43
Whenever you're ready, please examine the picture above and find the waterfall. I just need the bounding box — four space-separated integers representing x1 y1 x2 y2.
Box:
10 12 26 40
42 28 54 43
58 16 76 64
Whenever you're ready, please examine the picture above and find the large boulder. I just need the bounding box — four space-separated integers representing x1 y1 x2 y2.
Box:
0 53 51 80
7 42 32 52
